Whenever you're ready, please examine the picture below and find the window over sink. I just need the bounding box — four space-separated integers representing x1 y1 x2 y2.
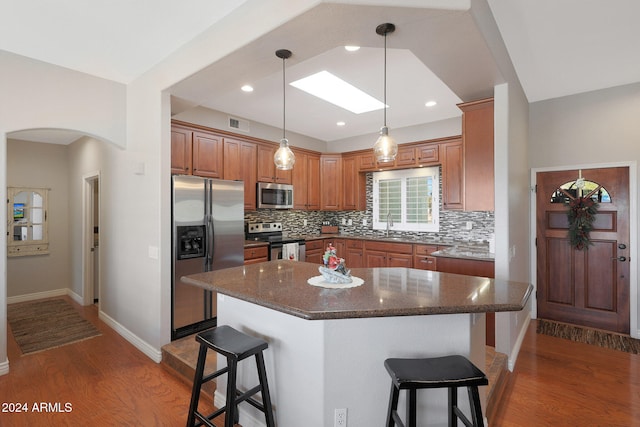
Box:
373 167 439 232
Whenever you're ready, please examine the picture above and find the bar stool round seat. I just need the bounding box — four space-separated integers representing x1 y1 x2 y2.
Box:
384 355 488 427
186 325 275 427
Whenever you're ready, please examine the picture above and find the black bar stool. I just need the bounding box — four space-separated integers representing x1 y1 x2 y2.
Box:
384 355 488 427
186 325 275 427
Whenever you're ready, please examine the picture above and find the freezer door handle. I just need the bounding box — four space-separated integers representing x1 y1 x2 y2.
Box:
206 214 214 268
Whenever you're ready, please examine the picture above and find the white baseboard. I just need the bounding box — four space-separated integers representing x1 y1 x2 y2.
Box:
98 310 162 363
508 314 531 371
7 288 67 304
0 359 9 376
66 289 84 305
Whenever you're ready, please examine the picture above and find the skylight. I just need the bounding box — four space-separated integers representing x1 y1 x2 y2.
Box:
290 71 385 114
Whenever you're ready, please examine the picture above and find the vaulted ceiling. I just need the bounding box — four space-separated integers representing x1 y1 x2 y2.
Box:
3 0 639 144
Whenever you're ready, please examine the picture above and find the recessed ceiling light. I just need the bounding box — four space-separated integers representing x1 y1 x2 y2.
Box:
241 85 254 92
425 100 437 107
337 121 346 126
290 71 384 114
344 45 360 52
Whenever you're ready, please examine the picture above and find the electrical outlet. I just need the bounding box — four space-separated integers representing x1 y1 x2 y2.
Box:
334 408 347 426
342 218 346 225
465 221 473 230
303 219 307 226
347 219 352 226
362 219 367 226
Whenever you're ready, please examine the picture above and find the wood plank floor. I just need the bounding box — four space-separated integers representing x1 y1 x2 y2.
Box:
493 322 640 426
3 297 640 426
0 296 222 427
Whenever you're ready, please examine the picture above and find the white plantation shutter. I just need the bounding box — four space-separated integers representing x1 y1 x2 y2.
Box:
373 167 439 232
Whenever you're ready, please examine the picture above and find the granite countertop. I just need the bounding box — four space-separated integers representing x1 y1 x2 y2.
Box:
243 240 269 248
283 234 494 261
298 234 452 246
182 260 531 320
431 245 494 261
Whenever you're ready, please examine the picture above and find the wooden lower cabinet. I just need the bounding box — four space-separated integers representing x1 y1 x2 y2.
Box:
436 256 496 346
305 239 325 264
344 239 364 268
363 241 413 268
436 257 494 278
244 246 268 265
413 244 439 271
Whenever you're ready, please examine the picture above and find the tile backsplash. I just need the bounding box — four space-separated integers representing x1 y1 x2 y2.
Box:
245 173 494 243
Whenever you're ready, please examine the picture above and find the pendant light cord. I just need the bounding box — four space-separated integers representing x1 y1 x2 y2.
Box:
383 30 387 127
282 56 286 140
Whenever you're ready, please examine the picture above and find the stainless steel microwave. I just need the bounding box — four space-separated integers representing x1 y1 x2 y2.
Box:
257 182 294 209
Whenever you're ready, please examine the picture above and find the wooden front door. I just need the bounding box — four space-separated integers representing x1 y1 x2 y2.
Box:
536 167 630 334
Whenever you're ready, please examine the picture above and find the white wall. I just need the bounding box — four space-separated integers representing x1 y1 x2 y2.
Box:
529 82 640 337
6 140 71 298
67 136 112 298
326 116 462 152
493 82 532 369
173 106 327 152
0 51 126 374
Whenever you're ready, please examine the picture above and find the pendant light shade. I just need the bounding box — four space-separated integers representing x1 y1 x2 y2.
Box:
274 49 295 170
373 23 397 162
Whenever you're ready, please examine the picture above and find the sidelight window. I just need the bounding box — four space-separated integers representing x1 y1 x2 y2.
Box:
373 167 439 232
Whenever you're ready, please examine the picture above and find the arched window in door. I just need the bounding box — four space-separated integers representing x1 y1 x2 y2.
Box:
550 180 611 204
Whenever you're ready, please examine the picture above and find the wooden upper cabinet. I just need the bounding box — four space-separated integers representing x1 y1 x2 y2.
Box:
358 152 396 171
416 144 439 164
192 130 223 178
459 98 494 211
441 139 464 210
171 125 193 175
257 143 292 184
342 154 366 211
320 154 342 210
292 150 320 210
395 146 417 167
224 137 257 211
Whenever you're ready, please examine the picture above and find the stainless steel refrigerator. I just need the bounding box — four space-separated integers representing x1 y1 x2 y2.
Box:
171 175 244 340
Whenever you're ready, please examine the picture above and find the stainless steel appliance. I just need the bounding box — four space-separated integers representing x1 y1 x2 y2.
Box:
246 222 306 261
257 182 294 209
172 175 244 340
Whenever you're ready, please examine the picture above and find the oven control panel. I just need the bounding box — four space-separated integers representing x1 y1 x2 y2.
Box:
247 222 283 234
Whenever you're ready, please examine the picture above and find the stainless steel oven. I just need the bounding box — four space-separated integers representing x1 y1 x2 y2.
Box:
269 240 306 262
246 222 306 261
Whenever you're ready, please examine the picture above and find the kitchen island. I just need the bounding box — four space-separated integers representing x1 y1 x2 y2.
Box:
183 260 532 427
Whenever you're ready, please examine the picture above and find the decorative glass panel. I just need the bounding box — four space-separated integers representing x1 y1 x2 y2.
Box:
550 180 611 204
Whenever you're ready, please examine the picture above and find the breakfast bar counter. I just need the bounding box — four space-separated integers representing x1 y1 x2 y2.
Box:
182 261 532 427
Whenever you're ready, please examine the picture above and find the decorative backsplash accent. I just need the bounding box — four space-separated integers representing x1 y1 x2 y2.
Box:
245 172 494 243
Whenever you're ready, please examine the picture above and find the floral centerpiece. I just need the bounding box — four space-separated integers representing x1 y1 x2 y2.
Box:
319 244 352 284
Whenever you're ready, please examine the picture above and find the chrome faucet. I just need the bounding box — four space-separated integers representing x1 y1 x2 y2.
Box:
386 211 393 236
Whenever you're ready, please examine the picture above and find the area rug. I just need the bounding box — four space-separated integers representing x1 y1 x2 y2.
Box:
8 299 101 355
537 319 640 354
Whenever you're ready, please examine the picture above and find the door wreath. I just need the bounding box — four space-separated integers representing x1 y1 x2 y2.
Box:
567 195 599 251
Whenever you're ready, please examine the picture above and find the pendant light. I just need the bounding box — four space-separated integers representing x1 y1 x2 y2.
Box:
373 23 398 162
274 49 296 170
